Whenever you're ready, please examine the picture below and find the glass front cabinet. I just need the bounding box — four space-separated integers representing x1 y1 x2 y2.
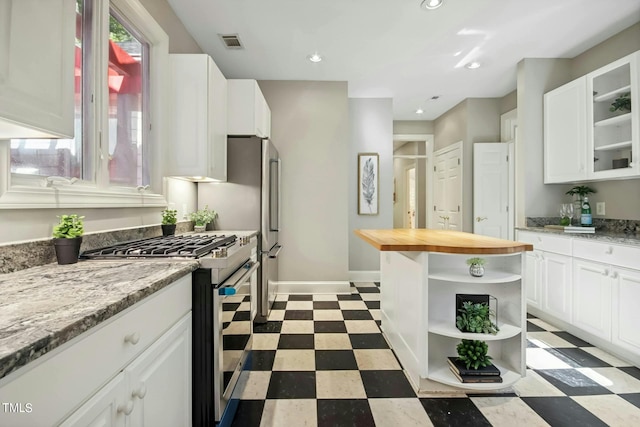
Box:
587 52 639 180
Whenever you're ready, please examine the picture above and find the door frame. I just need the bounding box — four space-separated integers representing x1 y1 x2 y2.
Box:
403 164 416 228
392 134 433 228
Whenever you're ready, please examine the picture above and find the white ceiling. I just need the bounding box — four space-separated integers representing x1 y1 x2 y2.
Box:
168 0 640 120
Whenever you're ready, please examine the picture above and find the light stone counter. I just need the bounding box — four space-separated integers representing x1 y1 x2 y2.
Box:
516 226 640 247
0 260 199 380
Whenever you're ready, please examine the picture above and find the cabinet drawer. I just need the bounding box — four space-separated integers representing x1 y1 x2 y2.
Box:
0 274 191 426
517 231 572 255
573 239 639 270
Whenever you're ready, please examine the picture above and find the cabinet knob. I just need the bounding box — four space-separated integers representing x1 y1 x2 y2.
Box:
610 271 619 279
605 246 613 254
602 269 609 276
132 382 147 399
117 400 134 415
124 332 140 345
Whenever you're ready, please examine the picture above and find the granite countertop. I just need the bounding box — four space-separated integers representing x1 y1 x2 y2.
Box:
516 226 640 247
0 260 199 381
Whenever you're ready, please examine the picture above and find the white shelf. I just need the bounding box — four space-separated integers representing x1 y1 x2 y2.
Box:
593 85 631 102
428 359 522 390
429 322 522 341
594 140 632 152
594 112 632 127
428 268 520 284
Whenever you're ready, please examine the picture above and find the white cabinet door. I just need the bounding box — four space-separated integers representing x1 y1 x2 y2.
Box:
126 313 192 427
572 259 612 340
60 373 127 427
228 79 271 138
525 250 542 309
541 252 572 323
544 77 588 183
169 54 227 181
612 266 640 355
0 0 75 138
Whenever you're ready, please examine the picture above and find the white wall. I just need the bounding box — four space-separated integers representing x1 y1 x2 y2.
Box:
140 0 202 53
258 81 349 282
349 98 393 272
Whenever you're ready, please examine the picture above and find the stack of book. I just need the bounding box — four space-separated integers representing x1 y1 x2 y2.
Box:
447 357 502 383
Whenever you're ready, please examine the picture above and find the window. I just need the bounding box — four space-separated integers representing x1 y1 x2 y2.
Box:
1 0 167 208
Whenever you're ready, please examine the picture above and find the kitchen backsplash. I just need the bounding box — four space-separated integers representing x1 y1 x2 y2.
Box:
527 217 639 233
0 222 193 274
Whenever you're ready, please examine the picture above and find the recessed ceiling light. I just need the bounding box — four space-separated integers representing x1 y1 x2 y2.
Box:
465 61 481 69
415 108 424 114
307 53 323 63
421 0 444 10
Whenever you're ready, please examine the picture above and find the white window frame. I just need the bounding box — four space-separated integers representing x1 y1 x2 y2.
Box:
0 0 168 209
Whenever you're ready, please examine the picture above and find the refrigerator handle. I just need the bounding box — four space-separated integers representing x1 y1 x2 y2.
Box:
268 244 282 259
270 158 281 232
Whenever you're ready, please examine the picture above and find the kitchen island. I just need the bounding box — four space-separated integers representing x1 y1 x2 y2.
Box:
355 229 532 393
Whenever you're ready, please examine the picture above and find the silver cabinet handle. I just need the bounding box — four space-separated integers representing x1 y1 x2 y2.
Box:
269 244 282 259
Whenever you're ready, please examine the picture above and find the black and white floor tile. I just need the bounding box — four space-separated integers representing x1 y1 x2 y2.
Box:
230 282 640 426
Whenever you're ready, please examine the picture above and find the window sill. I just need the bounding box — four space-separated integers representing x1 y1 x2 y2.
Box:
0 184 167 209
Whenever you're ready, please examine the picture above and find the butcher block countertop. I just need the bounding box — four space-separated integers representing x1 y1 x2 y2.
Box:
355 229 533 254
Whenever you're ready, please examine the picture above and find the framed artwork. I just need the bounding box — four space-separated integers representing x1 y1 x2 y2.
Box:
358 153 379 215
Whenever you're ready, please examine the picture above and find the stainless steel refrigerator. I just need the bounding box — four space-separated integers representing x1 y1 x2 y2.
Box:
198 137 281 323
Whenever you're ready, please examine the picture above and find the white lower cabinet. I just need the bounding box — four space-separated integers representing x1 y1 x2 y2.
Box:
612 266 640 354
541 252 573 323
525 250 542 309
572 259 612 340
62 314 192 427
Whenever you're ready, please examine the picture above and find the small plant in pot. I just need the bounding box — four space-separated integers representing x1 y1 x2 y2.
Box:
466 257 485 277
52 214 84 265
456 339 492 370
161 209 178 236
456 301 499 334
190 205 217 233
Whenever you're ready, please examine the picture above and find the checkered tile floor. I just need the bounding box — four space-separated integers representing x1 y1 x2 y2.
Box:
230 282 640 426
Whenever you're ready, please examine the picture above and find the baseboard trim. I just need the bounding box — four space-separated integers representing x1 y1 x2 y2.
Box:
274 281 351 295
349 271 380 282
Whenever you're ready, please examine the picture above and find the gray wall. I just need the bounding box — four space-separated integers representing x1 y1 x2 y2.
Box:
393 120 434 135
349 98 393 272
140 0 203 53
500 91 517 114
259 81 350 281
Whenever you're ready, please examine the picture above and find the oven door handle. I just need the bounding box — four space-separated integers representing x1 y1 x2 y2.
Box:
218 261 260 295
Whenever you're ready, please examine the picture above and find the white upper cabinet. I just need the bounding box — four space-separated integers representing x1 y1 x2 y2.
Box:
168 54 227 181
0 0 76 138
544 77 587 183
544 50 639 183
587 52 639 179
227 79 271 138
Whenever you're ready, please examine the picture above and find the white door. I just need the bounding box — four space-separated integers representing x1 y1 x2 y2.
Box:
405 166 416 228
473 143 511 239
432 142 462 230
126 314 192 427
541 252 573 323
572 259 612 340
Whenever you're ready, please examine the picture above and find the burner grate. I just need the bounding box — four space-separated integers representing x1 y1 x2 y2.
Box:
80 234 237 259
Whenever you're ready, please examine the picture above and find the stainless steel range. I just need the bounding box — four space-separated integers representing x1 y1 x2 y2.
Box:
81 233 259 426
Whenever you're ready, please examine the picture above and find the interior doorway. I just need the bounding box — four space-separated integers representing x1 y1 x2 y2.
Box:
392 134 433 229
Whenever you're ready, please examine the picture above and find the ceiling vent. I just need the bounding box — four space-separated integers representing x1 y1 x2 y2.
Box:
219 34 243 49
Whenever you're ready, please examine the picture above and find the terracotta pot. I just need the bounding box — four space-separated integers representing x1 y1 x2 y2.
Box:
53 237 83 265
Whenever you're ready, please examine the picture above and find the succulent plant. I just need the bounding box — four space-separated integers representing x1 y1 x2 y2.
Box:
456 301 499 334
456 339 492 370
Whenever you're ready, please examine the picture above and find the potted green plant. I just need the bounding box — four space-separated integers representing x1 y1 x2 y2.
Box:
161 209 178 236
466 257 485 277
610 92 631 113
52 214 84 265
566 185 596 213
189 205 217 233
456 339 492 370
456 301 499 334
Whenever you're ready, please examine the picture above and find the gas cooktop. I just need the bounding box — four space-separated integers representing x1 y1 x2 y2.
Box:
80 234 237 259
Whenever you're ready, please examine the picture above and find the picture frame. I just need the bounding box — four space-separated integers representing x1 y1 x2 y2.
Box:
358 153 379 215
